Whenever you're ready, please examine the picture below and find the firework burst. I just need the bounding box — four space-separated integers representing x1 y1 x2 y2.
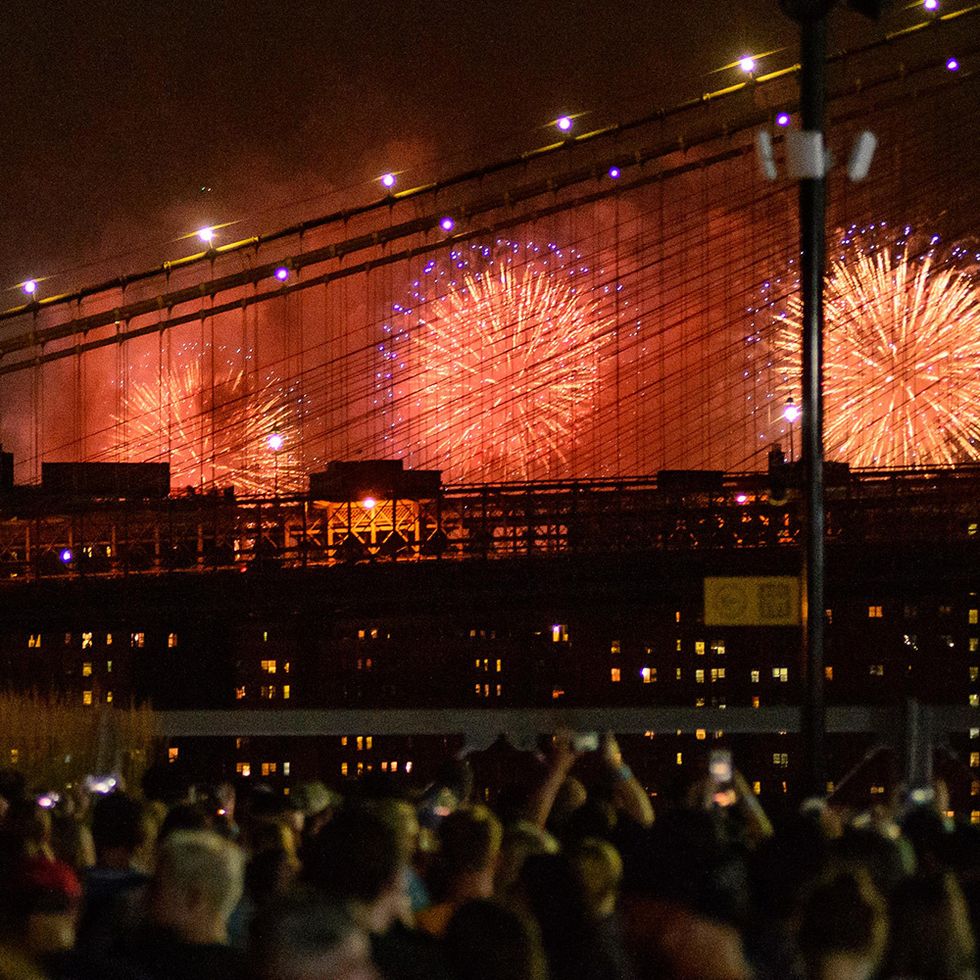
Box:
118 362 305 495
760 227 980 467
383 241 616 482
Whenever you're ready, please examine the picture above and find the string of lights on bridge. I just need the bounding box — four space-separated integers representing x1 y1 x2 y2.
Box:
7 0 968 305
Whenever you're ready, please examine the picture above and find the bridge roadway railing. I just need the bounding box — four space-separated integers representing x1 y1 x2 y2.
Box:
0 466 977 581
158 701 974 783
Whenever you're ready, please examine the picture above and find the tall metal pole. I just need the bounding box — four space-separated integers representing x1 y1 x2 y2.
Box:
797 12 828 797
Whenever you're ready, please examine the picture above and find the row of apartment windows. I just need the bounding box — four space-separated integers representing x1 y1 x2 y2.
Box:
235 761 292 777
339 759 414 777
27 632 177 649
235 685 291 700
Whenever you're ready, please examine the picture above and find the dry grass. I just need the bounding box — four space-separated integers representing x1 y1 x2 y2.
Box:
0 691 157 791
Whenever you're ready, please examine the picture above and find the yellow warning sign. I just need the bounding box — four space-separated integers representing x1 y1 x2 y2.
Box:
704 576 801 626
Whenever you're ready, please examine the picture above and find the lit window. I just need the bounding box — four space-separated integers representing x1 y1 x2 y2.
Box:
971 694 980 708
971 638 979 652
711 640 726 656
973 812 980 825
695 697 706 707
675 639 682 652
105 691 113 704
381 761 388 772
341 762 349 776
341 736 348 746
358 630 366 640
752 696 761 708
168 633 178 648
750 670 760 684
869 664 884 677
552 688 565 699
641 666 656 684
870 785 885 795
263 631 269 642
676 752 683 765
82 690 93 706
970 609 979 625
970 667 978 682
261 660 277 674
675 611 681 623
283 662 291 673
283 685 291 700
235 686 246 700
868 606 883 619
105 633 112 646
106 660 112 673
168 747 179 763
773 667 789 682
971 752 980 768
261 762 278 776
772 752 789 767
675 667 682 680
610 640 621 655
260 686 277 699
825 666 834 680
130 632 145 648
366 736 373 749
695 670 705 684
695 641 705 656
474 683 481 695
82 662 93 677
390 761 398 772
283 762 290 775
973 781 980 797
82 632 93 649
28 634 41 648
370 628 379 640
825 609 833 624
711 668 725 682
752 781 761 794
610 668 621 683
496 659 502 672
495 684 502 696
356 736 364 751
236 762 251 777
552 624 569 643
695 729 706 740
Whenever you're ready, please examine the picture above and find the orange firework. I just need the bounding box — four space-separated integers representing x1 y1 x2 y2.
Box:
766 231 980 467
118 361 303 495
385 241 616 482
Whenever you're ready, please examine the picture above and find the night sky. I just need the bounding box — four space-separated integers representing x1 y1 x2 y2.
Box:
0 1 884 295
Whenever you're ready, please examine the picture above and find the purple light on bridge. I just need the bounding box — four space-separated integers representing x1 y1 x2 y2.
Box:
608 166 621 179
556 116 573 133
776 112 791 127
946 57 959 72
381 172 396 189
439 216 455 233
60 548 73 563
275 266 289 281
22 279 38 296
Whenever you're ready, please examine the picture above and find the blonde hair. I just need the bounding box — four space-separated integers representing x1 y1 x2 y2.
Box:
155 830 245 922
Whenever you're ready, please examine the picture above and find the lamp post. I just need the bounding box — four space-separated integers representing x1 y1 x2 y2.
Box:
783 396 801 461
267 433 284 497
